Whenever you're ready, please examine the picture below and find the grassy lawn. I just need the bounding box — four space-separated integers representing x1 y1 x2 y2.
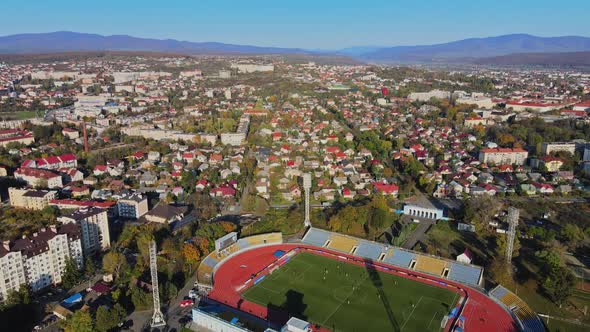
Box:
0 111 39 120
241 208 304 236
510 253 590 325
544 317 589 332
423 221 495 265
242 252 458 332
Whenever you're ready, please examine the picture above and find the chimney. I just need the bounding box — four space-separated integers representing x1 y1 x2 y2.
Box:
82 122 89 153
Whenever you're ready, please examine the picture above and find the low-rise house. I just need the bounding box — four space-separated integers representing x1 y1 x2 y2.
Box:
14 168 63 188
372 181 399 197
533 182 554 194
210 184 236 197
144 204 188 224
520 184 537 195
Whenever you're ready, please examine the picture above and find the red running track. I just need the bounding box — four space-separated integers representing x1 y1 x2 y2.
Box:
207 244 518 332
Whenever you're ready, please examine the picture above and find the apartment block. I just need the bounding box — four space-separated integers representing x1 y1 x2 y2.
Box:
117 193 149 219
8 188 57 210
478 148 528 165
0 224 82 302
58 207 110 255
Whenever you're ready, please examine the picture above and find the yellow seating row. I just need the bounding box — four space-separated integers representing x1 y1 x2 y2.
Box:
415 255 448 275
327 235 358 253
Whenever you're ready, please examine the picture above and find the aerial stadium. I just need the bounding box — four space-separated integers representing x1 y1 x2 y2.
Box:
191 228 546 332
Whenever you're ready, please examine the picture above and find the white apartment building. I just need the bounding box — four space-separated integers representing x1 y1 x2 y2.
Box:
0 244 25 302
221 115 250 146
117 193 149 219
58 207 110 255
0 224 82 302
230 63 274 73
478 148 528 165
541 142 577 156
408 89 451 101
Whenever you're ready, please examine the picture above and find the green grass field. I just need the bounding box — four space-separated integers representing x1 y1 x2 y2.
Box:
242 252 459 332
0 111 39 120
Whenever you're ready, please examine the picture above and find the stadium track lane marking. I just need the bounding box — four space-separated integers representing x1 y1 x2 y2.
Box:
400 296 423 331
321 274 369 326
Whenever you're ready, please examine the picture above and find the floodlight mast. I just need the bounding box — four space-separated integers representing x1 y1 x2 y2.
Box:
303 173 312 227
149 240 166 328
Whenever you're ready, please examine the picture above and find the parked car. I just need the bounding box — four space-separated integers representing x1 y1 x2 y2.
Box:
180 299 193 308
188 289 197 299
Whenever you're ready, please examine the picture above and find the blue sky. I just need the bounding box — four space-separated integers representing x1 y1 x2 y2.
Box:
1 0 588 49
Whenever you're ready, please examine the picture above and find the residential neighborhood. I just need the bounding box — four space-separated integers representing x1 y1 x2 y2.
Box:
0 45 589 332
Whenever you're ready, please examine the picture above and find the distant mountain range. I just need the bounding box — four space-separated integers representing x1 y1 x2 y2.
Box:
1 32 590 65
0 31 310 55
356 34 590 63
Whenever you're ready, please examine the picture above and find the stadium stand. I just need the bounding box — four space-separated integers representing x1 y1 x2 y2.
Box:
384 248 417 268
303 228 483 287
448 262 484 286
327 234 358 253
355 240 386 260
246 232 283 246
197 254 217 285
301 228 331 247
490 285 545 332
202 256 219 268
236 238 250 250
415 255 448 276
197 233 285 287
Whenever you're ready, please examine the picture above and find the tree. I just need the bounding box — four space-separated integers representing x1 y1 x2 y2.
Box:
84 256 97 276
19 284 31 305
102 252 128 279
559 224 584 248
61 310 94 332
496 233 521 258
61 258 82 289
161 238 180 261
136 232 154 267
111 303 127 326
95 306 115 332
220 221 237 233
464 196 502 232
182 243 201 272
382 167 394 178
543 265 576 307
488 258 514 287
130 286 152 311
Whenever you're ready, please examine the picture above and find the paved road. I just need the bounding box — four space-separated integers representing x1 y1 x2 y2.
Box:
269 203 328 209
171 214 197 233
123 273 198 332
401 217 436 250
164 273 198 332
91 142 136 153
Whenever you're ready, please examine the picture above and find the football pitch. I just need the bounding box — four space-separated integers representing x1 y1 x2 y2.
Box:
242 252 459 332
